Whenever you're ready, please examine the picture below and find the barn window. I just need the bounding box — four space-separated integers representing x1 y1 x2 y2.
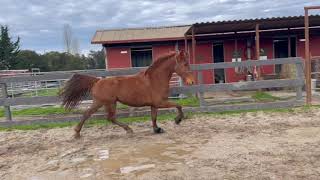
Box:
131 47 152 67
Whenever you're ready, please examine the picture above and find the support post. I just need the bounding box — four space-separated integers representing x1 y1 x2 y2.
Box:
305 7 312 105
288 29 291 58
192 26 196 65
304 6 320 104
191 26 199 98
104 47 109 70
197 72 206 107
235 33 238 54
184 34 188 53
255 24 261 79
1 83 12 121
295 62 304 100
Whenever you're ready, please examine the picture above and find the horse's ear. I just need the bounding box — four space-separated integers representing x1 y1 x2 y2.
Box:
178 50 189 62
178 50 186 59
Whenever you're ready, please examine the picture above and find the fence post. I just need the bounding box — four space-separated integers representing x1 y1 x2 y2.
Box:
1 83 12 121
295 62 304 100
197 71 206 107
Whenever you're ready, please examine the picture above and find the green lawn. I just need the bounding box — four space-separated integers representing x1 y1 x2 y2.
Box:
21 88 59 97
0 106 78 117
0 96 199 118
251 91 281 102
21 89 200 107
1 94 306 131
1 106 317 131
0 114 176 131
173 96 199 107
0 93 292 120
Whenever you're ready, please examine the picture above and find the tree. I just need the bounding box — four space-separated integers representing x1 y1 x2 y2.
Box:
42 51 87 71
63 24 80 55
63 24 72 54
71 37 80 55
0 25 20 69
87 49 105 69
15 50 49 71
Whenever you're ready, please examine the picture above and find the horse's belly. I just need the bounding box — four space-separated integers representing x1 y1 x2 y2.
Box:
117 89 152 107
116 80 152 107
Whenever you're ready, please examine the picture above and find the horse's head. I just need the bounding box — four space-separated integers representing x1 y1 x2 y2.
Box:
174 50 195 85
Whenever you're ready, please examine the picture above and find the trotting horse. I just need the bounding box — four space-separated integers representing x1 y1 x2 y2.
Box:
59 50 195 138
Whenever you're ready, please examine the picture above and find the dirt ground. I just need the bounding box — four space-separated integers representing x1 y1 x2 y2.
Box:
1 108 320 180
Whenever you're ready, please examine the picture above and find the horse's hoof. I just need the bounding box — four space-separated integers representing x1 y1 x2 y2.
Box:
74 133 81 139
153 127 164 134
126 128 134 134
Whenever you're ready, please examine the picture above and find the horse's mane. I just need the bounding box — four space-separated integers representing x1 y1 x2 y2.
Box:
144 51 176 75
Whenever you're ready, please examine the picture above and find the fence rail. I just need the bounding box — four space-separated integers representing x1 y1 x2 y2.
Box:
0 57 305 122
0 57 302 83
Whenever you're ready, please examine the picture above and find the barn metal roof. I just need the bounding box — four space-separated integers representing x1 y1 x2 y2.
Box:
91 25 191 44
92 15 320 44
186 15 320 35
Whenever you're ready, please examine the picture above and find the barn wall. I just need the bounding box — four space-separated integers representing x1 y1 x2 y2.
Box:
103 34 320 83
297 37 305 58
310 36 320 57
259 38 275 75
224 39 247 83
152 44 175 61
106 47 131 69
195 42 214 84
297 35 320 58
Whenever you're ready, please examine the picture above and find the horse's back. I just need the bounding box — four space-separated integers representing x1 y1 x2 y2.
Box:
91 74 152 106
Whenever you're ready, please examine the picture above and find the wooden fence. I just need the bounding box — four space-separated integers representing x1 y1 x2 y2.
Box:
0 57 305 124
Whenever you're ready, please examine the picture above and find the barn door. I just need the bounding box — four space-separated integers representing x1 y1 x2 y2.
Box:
213 43 225 83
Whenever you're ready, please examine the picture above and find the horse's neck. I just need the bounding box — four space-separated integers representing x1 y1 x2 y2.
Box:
149 59 175 85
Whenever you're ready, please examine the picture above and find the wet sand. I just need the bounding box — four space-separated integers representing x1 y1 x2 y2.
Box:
1 108 320 179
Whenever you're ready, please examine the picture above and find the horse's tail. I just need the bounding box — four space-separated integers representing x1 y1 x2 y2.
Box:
59 74 99 110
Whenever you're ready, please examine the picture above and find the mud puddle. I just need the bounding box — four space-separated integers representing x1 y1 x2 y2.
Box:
26 142 193 180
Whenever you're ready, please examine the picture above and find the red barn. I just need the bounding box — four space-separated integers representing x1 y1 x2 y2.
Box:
92 15 320 84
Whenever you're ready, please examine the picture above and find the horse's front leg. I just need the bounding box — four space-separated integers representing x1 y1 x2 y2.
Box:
156 101 184 125
151 106 164 133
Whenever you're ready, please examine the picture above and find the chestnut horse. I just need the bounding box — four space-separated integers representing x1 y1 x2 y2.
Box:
59 50 195 138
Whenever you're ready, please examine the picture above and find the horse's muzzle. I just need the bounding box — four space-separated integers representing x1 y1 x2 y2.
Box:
185 78 194 85
184 74 195 85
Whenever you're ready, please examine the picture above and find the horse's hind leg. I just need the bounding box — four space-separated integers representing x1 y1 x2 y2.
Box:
74 101 103 138
106 103 133 134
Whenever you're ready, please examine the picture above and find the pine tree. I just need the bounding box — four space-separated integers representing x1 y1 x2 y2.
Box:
0 25 20 69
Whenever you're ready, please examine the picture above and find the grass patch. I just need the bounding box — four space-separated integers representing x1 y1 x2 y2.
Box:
252 91 281 102
21 88 59 97
116 97 199 109
0 96 198 118
117 103 129 109
0 114 177 131
172 96 199 107
202 107 295 117
0 121 78 131
0 106 77 118
2 106 318 131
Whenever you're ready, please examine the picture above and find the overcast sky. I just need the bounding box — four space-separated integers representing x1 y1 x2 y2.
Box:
1 0 319 54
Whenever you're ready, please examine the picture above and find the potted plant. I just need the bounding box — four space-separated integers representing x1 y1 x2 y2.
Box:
259 48 267 60
232 50 242 62
232 49 245 75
